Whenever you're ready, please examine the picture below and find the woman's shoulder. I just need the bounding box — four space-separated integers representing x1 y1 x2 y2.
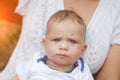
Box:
112 0 120 12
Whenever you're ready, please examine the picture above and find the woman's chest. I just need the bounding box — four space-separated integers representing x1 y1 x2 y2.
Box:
64 0 99 25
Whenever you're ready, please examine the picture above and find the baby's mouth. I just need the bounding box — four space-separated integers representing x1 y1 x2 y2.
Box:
57 54 68 57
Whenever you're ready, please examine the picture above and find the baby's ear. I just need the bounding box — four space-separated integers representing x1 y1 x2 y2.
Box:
81 44 87 55
42 37 46 46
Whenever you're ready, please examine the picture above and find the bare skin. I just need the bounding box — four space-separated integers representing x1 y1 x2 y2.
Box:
11 74 19 80
64 0 99 25
96 45 120 80
12 0 120 80
64 0 120 80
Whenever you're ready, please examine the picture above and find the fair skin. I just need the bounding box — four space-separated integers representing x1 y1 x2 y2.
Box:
42 20 87 72
12 0 120 79
64 0 120 80
11 20 87 80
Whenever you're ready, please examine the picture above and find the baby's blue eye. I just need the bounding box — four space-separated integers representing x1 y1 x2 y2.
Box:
53 39 60 42
70 40 77 44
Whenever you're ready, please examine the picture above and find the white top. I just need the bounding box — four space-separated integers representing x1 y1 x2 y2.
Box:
16 55 93 80
0 0 120 79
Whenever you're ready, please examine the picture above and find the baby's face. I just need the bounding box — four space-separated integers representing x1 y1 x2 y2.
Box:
42 20 87 69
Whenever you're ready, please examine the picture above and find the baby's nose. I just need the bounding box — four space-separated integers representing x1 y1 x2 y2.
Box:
59 41 69 50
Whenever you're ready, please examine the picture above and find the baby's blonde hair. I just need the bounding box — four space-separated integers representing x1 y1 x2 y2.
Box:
47 10 86 41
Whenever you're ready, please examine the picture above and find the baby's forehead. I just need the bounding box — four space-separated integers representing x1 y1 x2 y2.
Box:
48 19 83 29
47 20 85 33
47 22 84 35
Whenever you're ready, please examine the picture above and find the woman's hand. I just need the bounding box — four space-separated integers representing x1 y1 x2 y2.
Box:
11 74 19 80
96 44 120 80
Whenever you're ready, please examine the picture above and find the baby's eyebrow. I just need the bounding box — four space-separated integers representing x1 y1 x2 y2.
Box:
47 35 61 38
68 36 83 42
49 34 62 37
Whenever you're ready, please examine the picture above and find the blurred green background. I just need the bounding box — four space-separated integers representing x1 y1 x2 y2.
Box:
0 0 22 72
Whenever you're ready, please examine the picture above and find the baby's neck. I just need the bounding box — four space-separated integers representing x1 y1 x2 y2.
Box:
46 59 77 72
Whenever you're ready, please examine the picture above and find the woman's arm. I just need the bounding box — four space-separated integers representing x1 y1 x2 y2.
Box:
11 75 19 80
96 44 120 80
